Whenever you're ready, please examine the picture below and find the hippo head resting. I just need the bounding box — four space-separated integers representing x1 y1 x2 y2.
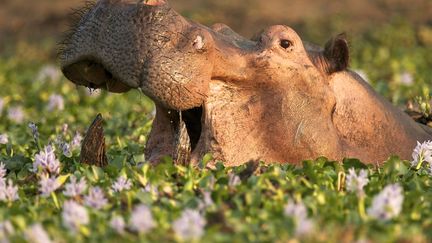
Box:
60 0 432 166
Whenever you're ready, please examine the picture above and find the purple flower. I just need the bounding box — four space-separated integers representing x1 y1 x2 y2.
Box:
0 134 7 145
400 71 414 86
198 191 214 212
61 142 72 157
142 183 158 195
0 220 14 240
33 145 60 175
24 224 52 243
84 187 108 210
346 168 369 196
62 200 89 232
129 204 155 234
0 179 19 202
411 141 432 168
7 106 24 124
284 200 308 220
294 217 314 236
172 209 206 240
28 122 39 142
110 216 126 234
63 175 87 198
37 65 61 82
39 176 61 197
112 176 132 192
367 184 404 221
284 200 314 236
71 132 83 150
47 94 64 111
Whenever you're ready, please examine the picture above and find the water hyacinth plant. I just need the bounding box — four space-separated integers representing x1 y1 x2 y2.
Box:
367 184 404 221
172 209 206 240
1 27 432 241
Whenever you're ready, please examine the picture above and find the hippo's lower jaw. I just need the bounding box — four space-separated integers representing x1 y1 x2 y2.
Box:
62 59 132 93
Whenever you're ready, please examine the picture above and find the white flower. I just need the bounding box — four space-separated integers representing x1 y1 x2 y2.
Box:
0 163 6 179
129 204 155 234
411 141 432 168
39 176 61 197
172 209 206 240
284 200 314 236
367 184 404 221
228 173 241 187
33 145 61 175
63 175 87 197
47 94 65 111
110 216 126 234
84 187 108 210
7 106 24 124
0 179 19 202
71 132 83 150
346 168 369 196
24 224 52 243
400 71 414 86
112 176 132 192
62 200 89 232
0 134 8 145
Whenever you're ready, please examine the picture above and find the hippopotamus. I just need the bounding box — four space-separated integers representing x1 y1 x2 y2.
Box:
59 0 432 166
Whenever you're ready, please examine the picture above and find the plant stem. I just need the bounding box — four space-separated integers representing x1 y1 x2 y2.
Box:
416 155 424 170
358 195 367 221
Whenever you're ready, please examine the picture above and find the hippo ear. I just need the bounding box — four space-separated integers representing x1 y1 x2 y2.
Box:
322 33 349 74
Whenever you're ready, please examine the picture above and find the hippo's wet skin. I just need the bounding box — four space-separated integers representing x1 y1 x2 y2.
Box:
60 0 432 166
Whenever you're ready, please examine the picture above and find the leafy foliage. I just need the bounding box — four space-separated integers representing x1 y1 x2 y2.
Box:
0 22 432 242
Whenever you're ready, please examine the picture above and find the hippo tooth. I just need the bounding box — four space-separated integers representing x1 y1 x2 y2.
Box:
173 111 192 165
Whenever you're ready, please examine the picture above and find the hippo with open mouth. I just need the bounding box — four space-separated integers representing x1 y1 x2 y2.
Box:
59 0 432 166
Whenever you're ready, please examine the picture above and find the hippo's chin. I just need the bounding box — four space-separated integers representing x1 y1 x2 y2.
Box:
62 59 132 93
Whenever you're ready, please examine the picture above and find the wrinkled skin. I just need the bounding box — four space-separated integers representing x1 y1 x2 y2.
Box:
60 0 432 166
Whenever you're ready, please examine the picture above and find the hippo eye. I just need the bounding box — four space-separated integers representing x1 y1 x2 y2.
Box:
280 39 293 49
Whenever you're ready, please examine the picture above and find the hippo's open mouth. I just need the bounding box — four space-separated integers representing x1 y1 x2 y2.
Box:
62 59 132 93
148 104 205 164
